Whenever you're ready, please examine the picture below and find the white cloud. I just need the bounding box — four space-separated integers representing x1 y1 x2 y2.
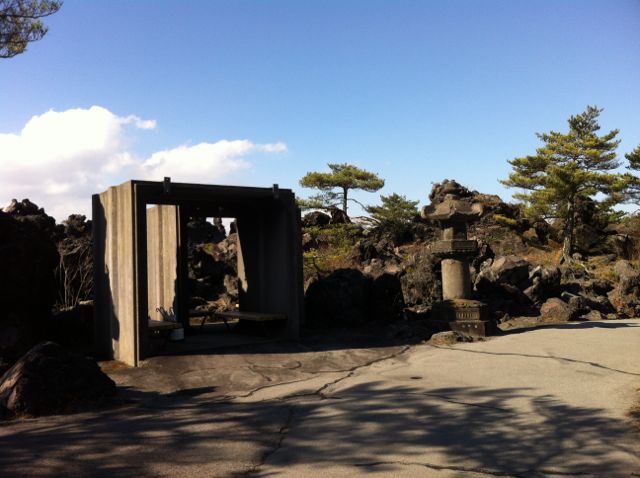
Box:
0 106 287 220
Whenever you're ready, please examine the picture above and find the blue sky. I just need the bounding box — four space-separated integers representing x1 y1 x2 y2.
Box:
1 0 639 219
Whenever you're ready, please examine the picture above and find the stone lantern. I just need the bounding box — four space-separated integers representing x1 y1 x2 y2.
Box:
422 180 494 336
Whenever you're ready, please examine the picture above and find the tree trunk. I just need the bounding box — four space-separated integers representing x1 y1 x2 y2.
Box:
342 187 348 217
561 200 575 263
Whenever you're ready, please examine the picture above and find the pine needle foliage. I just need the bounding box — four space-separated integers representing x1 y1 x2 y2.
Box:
500 106 629 261
626 145 640 206
366 193 419 243
0 0 62 58
299 163 384 217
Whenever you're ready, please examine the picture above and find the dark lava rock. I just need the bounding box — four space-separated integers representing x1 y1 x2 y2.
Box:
302 211 331 228
523 265 561 305
428 179 473 204
328 207 351 224
540 298 579 322
3 198 57 236
305 269 372 327
475 255 531 293
0 208 59 362
608 260 640 317
369 272 405 323
0 342 116 418
187 216 226 245
400 250 442 309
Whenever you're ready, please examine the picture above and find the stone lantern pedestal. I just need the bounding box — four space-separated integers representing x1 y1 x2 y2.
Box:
422 180 495 337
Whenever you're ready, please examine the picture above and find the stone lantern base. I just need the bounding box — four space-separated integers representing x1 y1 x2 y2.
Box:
429 299 496 337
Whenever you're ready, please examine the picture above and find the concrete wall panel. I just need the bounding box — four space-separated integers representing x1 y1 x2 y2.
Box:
146 205 179 322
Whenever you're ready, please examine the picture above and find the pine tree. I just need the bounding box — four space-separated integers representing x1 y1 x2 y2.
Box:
501 106 628 262
366 193 418 225
299 163 384 218
625 145 640 206
366 193 419 243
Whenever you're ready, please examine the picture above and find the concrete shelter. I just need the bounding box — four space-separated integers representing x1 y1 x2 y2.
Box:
93 179 304 366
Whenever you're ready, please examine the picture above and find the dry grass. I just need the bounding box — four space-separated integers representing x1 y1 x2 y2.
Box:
521 245 562 267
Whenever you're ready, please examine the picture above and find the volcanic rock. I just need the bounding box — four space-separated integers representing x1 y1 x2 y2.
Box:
0 342 116 418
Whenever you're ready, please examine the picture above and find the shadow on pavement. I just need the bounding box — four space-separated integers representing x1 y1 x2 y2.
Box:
1 383 637 477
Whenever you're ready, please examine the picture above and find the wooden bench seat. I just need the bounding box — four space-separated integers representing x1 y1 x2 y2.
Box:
215 311 286 322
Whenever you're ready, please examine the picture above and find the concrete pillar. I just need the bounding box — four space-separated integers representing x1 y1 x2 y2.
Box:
92 182 139 366
441 258 471 300
146 205 179 322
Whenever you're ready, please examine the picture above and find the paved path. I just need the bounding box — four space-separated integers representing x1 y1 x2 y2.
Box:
1 320 639 477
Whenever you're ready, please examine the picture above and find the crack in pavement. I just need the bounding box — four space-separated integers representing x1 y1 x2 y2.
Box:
248 365 273 383
282 345 413 400
222 346 412 403
353 460 593 477
242 406 296 477
221 376 322 400
428 345 640 377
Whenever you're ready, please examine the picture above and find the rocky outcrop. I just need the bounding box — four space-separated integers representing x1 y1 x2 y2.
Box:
0 205 59 363
187 216 226 245
188 232 238 308
608 260 640 317
0 342 116 418
400 250 442 311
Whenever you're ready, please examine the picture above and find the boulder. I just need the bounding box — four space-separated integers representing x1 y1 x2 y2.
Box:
560 292 590 315
0 342 116 418
429 331 474 346
305 269 372 327
328 207 351 224
474 255 531 293
540 298 579 322
523 265 561 305
582 310 606 321
302 211 331 228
